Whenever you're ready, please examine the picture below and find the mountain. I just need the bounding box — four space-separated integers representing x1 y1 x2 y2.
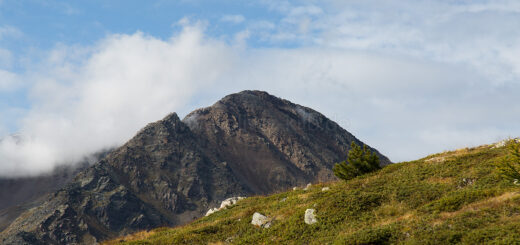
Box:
0 90 390 244
108 142 520 244
0 151 109 232
0 164 86 233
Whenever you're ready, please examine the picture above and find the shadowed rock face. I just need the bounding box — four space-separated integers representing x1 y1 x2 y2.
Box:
0 151 109 233
0 90 390 244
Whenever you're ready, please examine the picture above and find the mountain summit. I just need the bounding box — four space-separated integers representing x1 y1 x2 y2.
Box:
0 90 390 244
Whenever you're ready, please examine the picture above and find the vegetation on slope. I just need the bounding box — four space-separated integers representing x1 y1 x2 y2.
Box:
107 141 520 244
333 142 381 181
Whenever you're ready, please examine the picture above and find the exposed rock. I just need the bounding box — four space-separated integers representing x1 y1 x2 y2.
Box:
184 91 391 194
457 178 476 189
205 197 244 216
493 140 507 148
225 235 237 243
219 197 244 209
321 187 330 192
205 208 219 217
0 90 390 244
0 150 110 232
492 138 520 148
251 212 271 228
304 209 317 225
303 183 312 191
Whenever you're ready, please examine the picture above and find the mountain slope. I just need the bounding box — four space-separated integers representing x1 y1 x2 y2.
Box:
108 142 520 244
0 90 388 244
183 91 390 194
0 151 109 232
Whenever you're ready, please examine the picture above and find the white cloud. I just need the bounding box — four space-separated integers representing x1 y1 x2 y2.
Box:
3 1 520 176
2 23 520 175
256 1 520 84
220 48 520 161
0 69 20 92
0 25 237 176
220 14 245 24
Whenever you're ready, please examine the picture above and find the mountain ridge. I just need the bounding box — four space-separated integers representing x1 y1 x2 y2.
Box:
0 90 390 244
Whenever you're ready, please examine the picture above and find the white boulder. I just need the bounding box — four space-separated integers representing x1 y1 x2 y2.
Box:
321 187 330 191
251 212 271 228
205 208 219 216
493 140 507 148
219 197 244 209
205 196 245 216
304 209 317 225
492 138 520 148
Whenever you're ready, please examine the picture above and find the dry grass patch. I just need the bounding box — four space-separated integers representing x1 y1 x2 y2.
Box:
426 177 454 184
103 230 157 244
297 193 311 199
439 191 520 220
375 212 415 227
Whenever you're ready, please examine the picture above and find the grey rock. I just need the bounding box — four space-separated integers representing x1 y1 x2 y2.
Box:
305 209 317 225
0 150 110 232
251 212 271 228
219 197 244 209
205 208 219 217
205 197 244 216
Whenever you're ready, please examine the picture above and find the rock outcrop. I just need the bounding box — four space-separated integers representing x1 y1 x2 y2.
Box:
0 151 109 232
251 212 271 228
205 197 244 216
0 90 390 244
305 209 317 225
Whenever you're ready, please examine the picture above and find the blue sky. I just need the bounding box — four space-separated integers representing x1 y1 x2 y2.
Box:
2 0 520 175
0 1 286 55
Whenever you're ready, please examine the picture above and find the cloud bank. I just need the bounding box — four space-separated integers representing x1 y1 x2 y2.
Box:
2 1 520 176
0 23 236 176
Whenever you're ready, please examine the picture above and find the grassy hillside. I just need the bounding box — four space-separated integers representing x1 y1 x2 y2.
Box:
106 142 520 244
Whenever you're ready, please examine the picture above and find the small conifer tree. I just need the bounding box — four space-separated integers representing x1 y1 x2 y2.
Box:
497 139 520 185
333 142 381 181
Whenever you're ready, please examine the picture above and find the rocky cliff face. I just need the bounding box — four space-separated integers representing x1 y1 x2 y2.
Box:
184 91 390 194
0 90 390 244
0 151 108 232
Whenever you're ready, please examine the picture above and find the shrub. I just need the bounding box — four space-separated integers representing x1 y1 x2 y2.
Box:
333 142 381 181
496 140 520 185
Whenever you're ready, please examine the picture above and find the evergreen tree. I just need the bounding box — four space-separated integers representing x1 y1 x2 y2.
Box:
333 142 381 181
497 139 520 185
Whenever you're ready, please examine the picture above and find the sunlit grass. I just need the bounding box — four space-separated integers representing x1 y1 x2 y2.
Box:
105 144 520 244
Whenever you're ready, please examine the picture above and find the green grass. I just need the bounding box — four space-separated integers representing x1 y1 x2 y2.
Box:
105 143 520 245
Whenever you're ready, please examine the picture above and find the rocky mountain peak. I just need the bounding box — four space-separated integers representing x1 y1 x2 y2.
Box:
1 91 390 244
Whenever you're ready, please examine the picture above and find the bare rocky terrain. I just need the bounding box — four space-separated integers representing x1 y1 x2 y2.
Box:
0 151 109 233
0 90 390 244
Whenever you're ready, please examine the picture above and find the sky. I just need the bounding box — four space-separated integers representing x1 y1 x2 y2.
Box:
1 0 520 176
